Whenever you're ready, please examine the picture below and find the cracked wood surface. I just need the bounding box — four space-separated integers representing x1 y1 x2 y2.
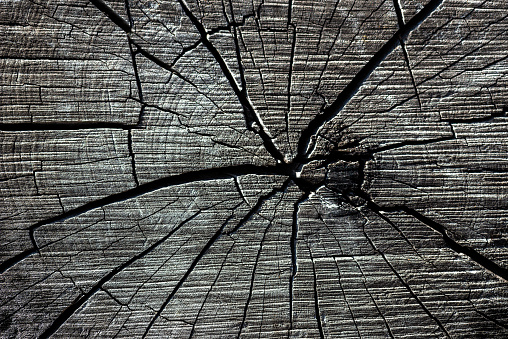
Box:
1 0 508 337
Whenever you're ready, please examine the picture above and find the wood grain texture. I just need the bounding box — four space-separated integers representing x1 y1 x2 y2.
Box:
1 0 507 337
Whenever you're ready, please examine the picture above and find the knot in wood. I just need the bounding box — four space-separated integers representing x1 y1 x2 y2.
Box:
325 160 360 197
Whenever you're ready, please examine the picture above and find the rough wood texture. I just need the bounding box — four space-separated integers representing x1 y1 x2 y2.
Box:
1 0 507 337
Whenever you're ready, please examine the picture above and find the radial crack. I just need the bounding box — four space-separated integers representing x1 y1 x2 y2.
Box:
127 37 145 127
225 0 248 93
189 242 235 338
362 223 452 338
176 0 285 163
295 0 444 159
132 44 227 113
89 0 131 33
127 129 139 186
369 135 454 154
142 207 241 338
286 23 297 146
333 258 362 337
352 258 395 338
237 183 288 336
37 211 204 339
0 164 282 274
307 245 325 339
365 199 508 282
289 191 310 330
393 0 422 109
238 221 272 336
226 178 290 235
442 108 506 124
345 145 508 284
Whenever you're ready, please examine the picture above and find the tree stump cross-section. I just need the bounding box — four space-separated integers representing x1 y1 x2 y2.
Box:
1 0 508 337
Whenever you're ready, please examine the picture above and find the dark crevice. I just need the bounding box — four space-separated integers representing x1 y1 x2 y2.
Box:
124 0 134 28
369 135 454 154
132 44 225 112
124 236 195 306
129 96 187 117
238 220 274 337
363 201 440 271
364 199 508 282
32 171 40 195
4 0 506 337
142 208 241 338
226 179 291 236
300 0 356 119
232 176 249 205
56 194 65 214
285 23 297 152
352 258 395 338
238 185 288 335
225 0 248 93
287 0 293 25
405 208 508 282
238 22 271 117
289 191 310 330
0 164 283 273
127 37 146 127
412 20 508 86
362 224 452 339
0 267 61 308
467 298 508 330
126 129 139 187
189 242 235 338
207 12 255 36
101 287 133 310
38 211 203 339
347 139 507 282
38 209 107 251
392 0 405 37
0 248 37 274
333 258 362 338
399 42 422 109
210 137 266 159
393 0 422 109
315 212 344 255
171 39 203 68
295 0 444 160
176 0 285 163
89 0 131 33
328 133 508 309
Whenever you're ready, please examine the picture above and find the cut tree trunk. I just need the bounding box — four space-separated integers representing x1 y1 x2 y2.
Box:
1 0 507 337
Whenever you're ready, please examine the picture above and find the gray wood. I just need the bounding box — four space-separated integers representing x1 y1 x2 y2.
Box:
1 0 507 337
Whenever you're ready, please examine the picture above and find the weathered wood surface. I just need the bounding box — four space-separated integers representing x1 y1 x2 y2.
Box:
1 0 507 337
